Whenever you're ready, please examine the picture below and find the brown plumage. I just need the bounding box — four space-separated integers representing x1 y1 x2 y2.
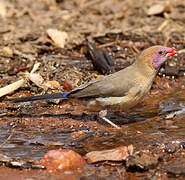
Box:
68 45 176 110
8 46 176 112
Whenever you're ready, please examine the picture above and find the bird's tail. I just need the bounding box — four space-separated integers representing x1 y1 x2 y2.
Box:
7 92 70 103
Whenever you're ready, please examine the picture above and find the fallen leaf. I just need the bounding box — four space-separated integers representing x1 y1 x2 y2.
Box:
147 2 171 16
28 73 44 88
47 29 68 48
85 145 133 163
39 149 86 171
44 80 60 89
2 47 13 57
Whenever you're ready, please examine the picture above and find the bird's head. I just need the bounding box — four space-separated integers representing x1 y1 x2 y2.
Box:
139 46 176 70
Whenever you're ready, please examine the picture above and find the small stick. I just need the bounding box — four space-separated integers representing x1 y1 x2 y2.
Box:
0 79 25 98
0 130 14 149
158 20 169 31
99 110 121 129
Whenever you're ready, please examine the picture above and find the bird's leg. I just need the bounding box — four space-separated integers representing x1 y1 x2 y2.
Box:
99 109 121 129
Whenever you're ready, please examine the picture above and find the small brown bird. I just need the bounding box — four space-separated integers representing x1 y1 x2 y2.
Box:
9 46 176 128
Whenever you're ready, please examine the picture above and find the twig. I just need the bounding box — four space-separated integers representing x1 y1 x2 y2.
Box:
98 42 116 48
164 36 170 46
14 50 35 61
0 113 7 117
158 20 169 31
0 79 25 98
0 129 15 149
101 116 121 129
99 110 121 129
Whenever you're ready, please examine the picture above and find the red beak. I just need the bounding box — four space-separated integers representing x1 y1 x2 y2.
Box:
165 48 176 57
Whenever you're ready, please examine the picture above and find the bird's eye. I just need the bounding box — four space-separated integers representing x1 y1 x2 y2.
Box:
158 51 163 55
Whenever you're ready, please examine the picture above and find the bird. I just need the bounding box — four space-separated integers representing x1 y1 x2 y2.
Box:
7 46 176 129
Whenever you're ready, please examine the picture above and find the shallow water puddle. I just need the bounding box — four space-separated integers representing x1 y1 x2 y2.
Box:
0 90 185 162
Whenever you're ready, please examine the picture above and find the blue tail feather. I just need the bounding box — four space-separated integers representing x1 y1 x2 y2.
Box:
61 92 71 98
8 91 71 102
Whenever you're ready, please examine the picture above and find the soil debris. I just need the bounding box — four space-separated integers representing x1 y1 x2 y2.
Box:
126 151 160 171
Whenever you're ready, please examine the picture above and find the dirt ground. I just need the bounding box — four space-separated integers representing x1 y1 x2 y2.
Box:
0 0 185 179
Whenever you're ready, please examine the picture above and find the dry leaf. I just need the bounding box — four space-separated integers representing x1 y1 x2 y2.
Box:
85 145 134 163
47 28 68 48
2 47 13 57
147 2 171 16
28 63 61 90
44 80 60 89
28 73 44 88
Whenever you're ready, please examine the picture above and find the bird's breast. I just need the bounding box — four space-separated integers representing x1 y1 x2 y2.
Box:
86 79 153 112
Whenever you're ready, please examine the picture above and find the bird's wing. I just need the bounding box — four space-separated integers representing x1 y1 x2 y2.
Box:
69 66 136 98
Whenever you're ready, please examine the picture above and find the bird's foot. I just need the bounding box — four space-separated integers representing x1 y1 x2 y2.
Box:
99 110 121 129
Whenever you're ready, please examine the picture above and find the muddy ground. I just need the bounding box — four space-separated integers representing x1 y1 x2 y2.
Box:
0 0 185 179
